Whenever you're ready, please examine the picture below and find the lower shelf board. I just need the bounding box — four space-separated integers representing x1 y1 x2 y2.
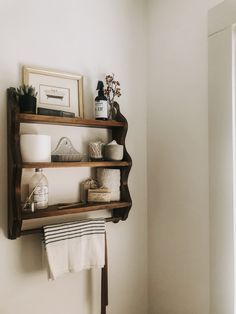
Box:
21 201 132 220
22 161 131 168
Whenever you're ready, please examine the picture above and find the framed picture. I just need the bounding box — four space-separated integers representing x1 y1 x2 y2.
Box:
23 66 84 118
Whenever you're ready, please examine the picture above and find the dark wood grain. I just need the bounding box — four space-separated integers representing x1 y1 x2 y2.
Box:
22 161 131 168
21 201 132 220
7 88 23 239
17 113 126 128
7 87 132 238
101 232 108 314
111 102 132 220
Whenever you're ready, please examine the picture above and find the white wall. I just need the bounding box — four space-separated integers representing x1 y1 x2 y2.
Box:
0 1 148 314
208 2 236 312
2 0 232 313
208 25 234 314
147 0 222 313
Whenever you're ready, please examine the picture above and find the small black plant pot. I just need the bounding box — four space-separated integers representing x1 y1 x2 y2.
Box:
19 95 37 114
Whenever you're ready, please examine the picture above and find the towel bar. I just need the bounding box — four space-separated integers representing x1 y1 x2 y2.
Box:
20 216 121 236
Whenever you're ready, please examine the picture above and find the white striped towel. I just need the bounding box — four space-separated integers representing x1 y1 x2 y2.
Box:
43 219 106 280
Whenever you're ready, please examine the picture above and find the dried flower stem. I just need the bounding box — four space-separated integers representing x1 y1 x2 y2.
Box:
104 73 121 105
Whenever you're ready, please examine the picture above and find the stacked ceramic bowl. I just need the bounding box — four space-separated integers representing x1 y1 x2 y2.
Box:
104 140 124 161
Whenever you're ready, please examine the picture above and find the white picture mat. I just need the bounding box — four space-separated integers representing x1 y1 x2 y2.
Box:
39 84 70 107
28 72 79 115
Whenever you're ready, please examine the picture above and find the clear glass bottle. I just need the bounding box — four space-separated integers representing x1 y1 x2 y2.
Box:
29 168 48 210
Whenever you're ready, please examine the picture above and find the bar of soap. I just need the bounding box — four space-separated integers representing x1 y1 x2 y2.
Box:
88 189 111 203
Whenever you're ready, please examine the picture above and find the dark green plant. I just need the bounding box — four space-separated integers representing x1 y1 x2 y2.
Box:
16 84 38 97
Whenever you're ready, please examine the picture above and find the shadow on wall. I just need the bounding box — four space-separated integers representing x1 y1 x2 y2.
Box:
0 92 8 239
18 234 95 314
19 234 43 273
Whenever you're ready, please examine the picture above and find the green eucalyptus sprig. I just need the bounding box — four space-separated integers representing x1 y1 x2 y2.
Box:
16 84 38 97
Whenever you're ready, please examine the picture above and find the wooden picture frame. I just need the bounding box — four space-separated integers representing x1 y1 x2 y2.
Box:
23 66 84 118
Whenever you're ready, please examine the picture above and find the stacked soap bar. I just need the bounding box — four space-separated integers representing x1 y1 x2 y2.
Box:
88 188 111 203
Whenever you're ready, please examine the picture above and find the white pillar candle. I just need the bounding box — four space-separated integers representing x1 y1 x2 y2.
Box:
20 134 51 162
97 169 120 201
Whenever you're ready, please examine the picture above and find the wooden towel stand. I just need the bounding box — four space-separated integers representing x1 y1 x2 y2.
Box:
101 232 108 314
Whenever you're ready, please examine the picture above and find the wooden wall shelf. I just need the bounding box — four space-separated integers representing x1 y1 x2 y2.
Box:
7 88 132 239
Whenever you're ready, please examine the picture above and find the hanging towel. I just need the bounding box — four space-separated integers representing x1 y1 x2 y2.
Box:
43 219 106 280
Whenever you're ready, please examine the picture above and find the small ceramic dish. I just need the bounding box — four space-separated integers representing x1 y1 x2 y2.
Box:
51 137 82 162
